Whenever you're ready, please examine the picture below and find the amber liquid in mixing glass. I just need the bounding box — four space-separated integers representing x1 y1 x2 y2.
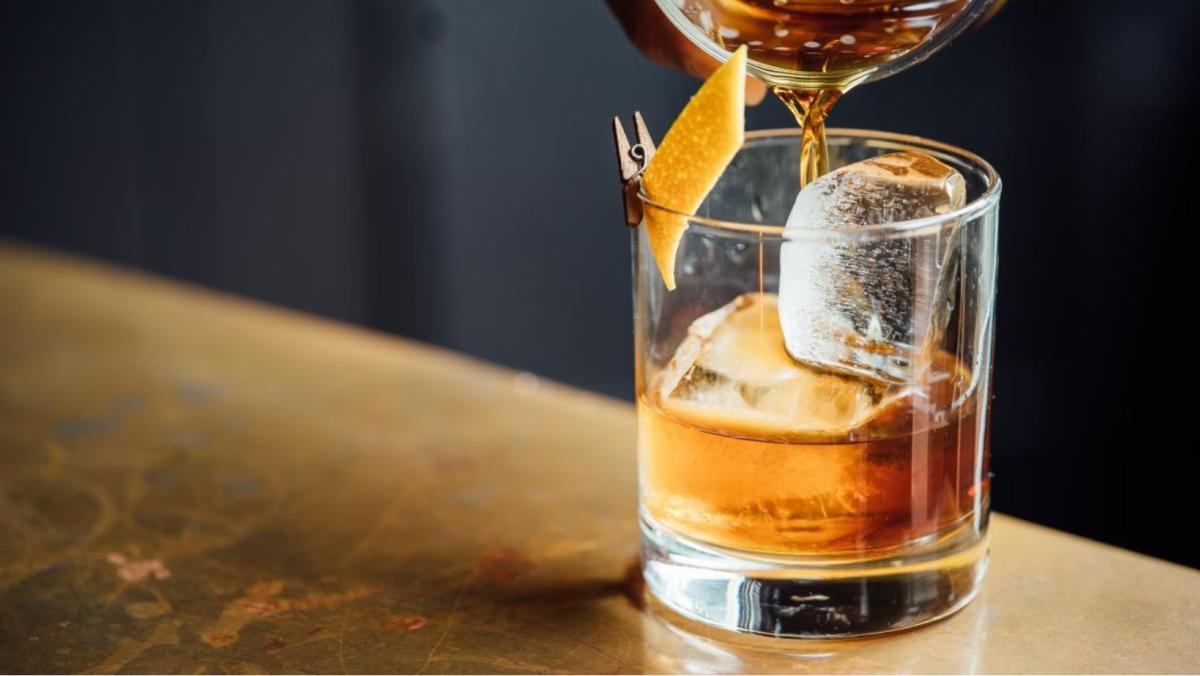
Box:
638 294 988 557
678 0 970 184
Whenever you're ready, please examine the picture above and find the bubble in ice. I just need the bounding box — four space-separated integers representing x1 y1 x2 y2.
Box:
778 151 966 383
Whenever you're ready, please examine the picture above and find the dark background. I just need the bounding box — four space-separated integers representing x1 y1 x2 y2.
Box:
2 0 1196 567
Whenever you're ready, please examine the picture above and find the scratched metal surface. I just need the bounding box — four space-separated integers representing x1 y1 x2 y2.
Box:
1 241 1198 675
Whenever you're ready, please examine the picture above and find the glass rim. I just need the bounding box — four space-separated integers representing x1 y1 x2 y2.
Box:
636 127 1002 237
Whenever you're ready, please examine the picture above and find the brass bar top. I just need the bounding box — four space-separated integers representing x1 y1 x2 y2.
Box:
1 241 1197 674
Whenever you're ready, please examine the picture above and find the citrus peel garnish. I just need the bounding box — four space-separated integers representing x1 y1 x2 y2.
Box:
642 45 747 290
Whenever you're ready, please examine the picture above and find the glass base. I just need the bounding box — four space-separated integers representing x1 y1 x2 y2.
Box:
640 515 988 639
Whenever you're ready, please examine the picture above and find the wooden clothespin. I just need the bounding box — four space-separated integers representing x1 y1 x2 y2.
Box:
612 111 656 227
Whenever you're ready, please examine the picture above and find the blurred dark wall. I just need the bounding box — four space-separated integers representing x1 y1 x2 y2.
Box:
2 0 1197 567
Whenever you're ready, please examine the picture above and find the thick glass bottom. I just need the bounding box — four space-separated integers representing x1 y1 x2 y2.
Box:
640 514 988 639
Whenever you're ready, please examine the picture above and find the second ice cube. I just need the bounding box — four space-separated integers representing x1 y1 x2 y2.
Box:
779 151 966 383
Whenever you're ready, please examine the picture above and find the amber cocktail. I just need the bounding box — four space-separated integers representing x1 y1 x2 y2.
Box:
633 129 1000 637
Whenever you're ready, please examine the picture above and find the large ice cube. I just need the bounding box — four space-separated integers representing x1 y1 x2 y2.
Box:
657 293 892 439
778 151 966 383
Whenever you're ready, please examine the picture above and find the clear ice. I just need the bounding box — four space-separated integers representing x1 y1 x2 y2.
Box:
778 151 966 383
657 293 890 438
